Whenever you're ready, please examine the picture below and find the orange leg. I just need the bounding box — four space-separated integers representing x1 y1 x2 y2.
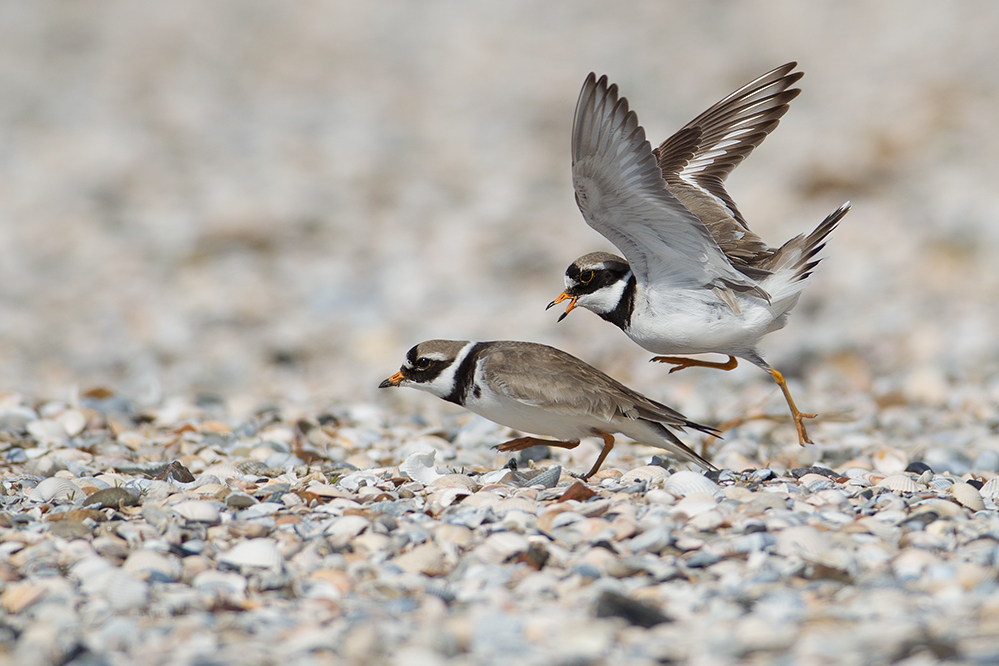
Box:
496 436 580 453
580 432 615 480
651 355 739 374
768 368 815 446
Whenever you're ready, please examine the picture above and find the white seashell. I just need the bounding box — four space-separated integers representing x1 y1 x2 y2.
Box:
219 538 284 570
29 477 84 502
620 466 668 484
664 471 720 498
472 532 530 564
428 487 471 508
460 491 503 509
201 463 240 480
56 409 88 437
775 525 830 560
799 473 835 492
400 450 445 485
102 570 150 611
494 496 539 515
872 447 908 474
337 471 382 492
979 477 999 500
172 500 222 524
509 465 561 489
949 482 985 511
122 549 181 582
929 476 954 492
325 515 370 548
428 474 478 492
392 541 448 576
669 494 718 520
192 570 248 603
26 418 68 445
188 483 225 497
877 474 919 493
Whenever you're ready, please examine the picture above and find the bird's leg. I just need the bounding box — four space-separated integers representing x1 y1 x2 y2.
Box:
768 368 816 446
580 432 615 479
496 437 579 453
650 355 738 374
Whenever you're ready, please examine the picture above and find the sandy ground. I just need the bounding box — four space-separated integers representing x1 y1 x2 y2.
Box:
1 1 998 424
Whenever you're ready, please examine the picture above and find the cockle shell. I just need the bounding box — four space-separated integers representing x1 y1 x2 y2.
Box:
122 549 181 582
949 482 985 511
29 477 84 502
219 538 284 570
172 500 222 524
620 466 669 485
978 477 999 500
664 471 720 498
877 474 919 493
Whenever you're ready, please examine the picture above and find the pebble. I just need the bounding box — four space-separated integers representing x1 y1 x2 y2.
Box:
1 394 998 665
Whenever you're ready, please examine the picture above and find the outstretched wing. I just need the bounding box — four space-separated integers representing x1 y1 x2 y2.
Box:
572 73 760 295
657 62 803 231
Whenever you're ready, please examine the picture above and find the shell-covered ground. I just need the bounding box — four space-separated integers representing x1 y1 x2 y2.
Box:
2 2 999 665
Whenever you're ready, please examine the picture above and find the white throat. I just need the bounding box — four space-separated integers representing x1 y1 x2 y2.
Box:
404 341 476 399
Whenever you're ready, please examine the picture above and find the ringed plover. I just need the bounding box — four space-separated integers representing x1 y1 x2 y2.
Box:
549 63 850 446
379 340 717 478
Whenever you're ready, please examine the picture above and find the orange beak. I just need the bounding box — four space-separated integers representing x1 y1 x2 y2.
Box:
546 291 577 322
378 371 405 388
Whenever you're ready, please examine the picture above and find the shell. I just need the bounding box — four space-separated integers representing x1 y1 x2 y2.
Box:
620 465 669 484
325 515 370 548
57 409 88 437
1 582 47 613
930 476 955 493
872 447 908 474
978 477 999 500
663 471 720 498
122 549 181 582
337 471 382 492
201 463 240 480
103 570 150 610
949 482 985 511
877 474 919 493
219 538 284 570
392 541 448 576
29 477 84 502
494 496 539 515
799 473 835 492
508 465 562 489
472 532 530 564
171 500 222 524
428 474 478 492
26 418 68 445
400 450 444 485
427 487 472 508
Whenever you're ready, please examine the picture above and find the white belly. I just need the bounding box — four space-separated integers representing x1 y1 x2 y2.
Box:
626 288 780 356
464 387 599 442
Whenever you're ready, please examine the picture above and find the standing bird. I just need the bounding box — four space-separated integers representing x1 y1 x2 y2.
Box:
548 63 850 446
379 340 717 478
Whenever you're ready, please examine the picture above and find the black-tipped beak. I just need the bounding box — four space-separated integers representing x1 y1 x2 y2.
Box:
379 371 405 388
548 291 577 322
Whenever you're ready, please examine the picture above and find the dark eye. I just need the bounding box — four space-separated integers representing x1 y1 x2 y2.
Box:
580 270 595 284
415 357 431 370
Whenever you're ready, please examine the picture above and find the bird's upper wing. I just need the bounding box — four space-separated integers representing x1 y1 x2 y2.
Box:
656 62 802 231
572 73 759 294
481 342 701 430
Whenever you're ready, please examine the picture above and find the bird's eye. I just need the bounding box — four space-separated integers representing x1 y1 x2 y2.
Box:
580 270 595 284
415 357 431 370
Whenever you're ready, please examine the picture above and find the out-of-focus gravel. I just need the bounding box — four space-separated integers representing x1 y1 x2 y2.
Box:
2 2 999 665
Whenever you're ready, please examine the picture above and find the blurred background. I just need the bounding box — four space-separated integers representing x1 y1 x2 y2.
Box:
1 1 997 426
